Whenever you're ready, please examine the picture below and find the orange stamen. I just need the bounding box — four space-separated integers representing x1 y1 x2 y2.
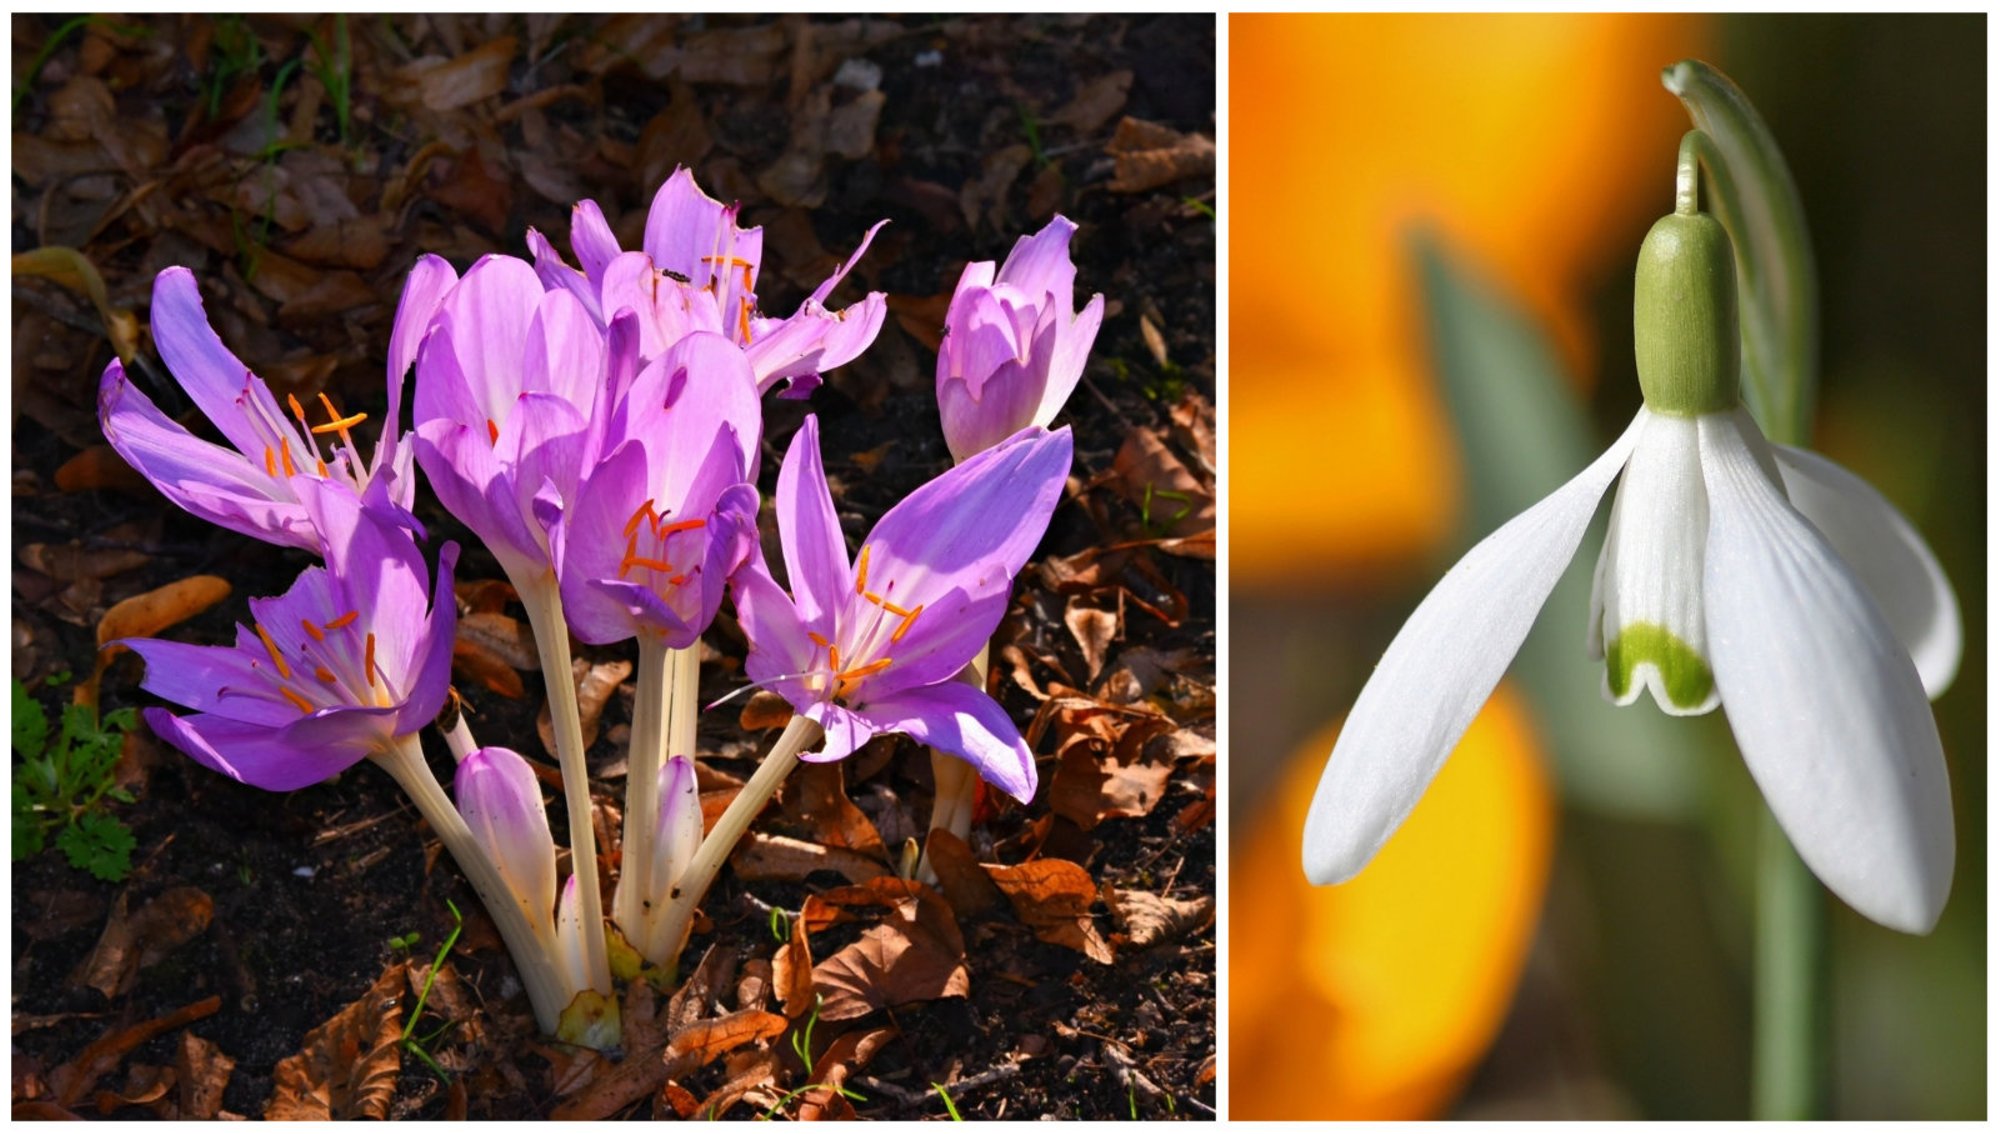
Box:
701 255 754 269
315 392 365 450
656 518 706 538
828 646 842 673
668 574 688 587
279 687 315 715
264 446 278 477
623 499 658 539
324 610 359 630
621 555 676 575
301 619 324 642
837 658 893 682
487 419 500 446
738 297 752 343
880 599 912 617
807 632 831 650
279 443 297 478
311 410 369 435
254 624 292 678
363 633 377 687
314 666 337 684
315 457 328 477
286 393 310 429
855 546 871 595
891 605 925 644
864 590 887 606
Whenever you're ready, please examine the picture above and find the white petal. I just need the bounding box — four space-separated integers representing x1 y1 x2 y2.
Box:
1588 409 1719 715
1772 444 1961 698
1303 413 1644 885
1699 412 1953 934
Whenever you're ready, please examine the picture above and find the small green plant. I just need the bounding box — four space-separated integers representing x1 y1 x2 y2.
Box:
1018 102 1047 167
401 900 464 1083
203 15 264 118
932 1082 964 1121
1181 196 1215 220
11 16 149 122
767 906 790 943
13 680 140 881
1139 483 1194 536
388 930 422 953
304 15 352 144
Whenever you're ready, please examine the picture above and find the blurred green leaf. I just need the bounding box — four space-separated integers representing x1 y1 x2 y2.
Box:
1411 230 1723 821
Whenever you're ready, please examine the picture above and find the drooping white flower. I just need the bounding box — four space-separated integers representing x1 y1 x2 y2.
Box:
1303 209 1961 934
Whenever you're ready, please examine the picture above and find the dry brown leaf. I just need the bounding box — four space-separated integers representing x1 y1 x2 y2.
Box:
1063 601 1119 683
53 445 152 495
771 916 816 1019
786 762 886 858
691 1049 783 1120
75 886 214 1000
636 81 712 192
20 542 150 581
1048 735 1176 831
452 638 527 700
811 882 968 1021
92 1062 174 1116
403 36 519 112
575 657 632 747
731 832 891 886
922 829 1006 919
1113 428 1214 541
175 1032 234 1121
1139 310 1170 368
985 859 1113 963
798 1026 894 1120
1049 69 1133 134
1105 116 1216 194
549 981 670 1120
961 143 1032 233
667 944 739 1033
1168 389 1217 475
661 1011 788 1080
886 291 953 353
12 246 139 362
457 611 539 670
49 996 220 1108
95 576 230 654
265 962 405 1120
738 689 793 731
1103 886 1214 950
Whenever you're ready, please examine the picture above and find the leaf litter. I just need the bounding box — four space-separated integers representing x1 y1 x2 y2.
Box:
12 12 1213 1121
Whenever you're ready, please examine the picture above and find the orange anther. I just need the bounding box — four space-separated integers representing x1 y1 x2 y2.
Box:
656 518 706 538
279 443 297 478
891 604 925 644
668 574 688 587
264 446 278 477
621 555 676 575
623 499 658 539
364 632 377 687
302 619 324 642
700 255 754 269
880 599 912 618
864 590 887 606
315 457 328 477
324 611 359 630
738 298 752 343
487 419 500 445
828 646 842 673
254 624 292 678
855 546 871 596
807 632 831 650
279 687 315 715
314 666 337 684
837 658 893 682
287 393 309 425
311 410 369 435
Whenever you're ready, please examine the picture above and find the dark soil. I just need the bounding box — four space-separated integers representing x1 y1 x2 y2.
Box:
12 13 1214 1120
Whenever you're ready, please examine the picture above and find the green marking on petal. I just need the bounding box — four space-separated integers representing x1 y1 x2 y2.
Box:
1605 621 1715 710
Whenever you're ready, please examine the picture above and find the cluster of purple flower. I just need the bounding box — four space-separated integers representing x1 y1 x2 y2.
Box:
98 169 1102 1045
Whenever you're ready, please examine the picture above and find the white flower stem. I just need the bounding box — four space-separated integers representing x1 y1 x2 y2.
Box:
648 713 820 971
373 734 569 1035
616 634 676 947
442 712 479 763
917 644 993 884
515 573 611 995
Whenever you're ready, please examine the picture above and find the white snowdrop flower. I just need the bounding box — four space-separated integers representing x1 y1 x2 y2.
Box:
1304 208 1961 934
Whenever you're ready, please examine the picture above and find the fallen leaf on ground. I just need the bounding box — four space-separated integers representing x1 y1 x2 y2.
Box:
49 996 220 1108
397 37 519 112
798 1026 894 1120
985 859 1114 963
1063 601 1120 684
1105 116 1216 194
453 639 527 700
175 1032 234 1121
539 656 630 754
265 962 405 1120
457 611 540 670
771 916 816 1019
550 982 670 1120
1049 69 1132 134
75 886 214 1000
53 446 153 494
811 881 969 1021
1103 886 1214 949
662 1011 789 1080
20 541 150 581
94 576 231 660
1113 428 1214 542
922 829 1006 919
785 762 887 857
731 831 891 886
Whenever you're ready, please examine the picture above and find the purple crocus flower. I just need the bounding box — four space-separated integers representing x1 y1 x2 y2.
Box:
456 745 559 946
98 260 454 553
554 332 763 647
526 166 887 397
936 216 1105 462
411 254 617 580
730 416 1073 802
124 478 458 791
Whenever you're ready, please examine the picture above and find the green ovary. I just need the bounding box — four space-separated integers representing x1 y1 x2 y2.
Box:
1605 622 1714 710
